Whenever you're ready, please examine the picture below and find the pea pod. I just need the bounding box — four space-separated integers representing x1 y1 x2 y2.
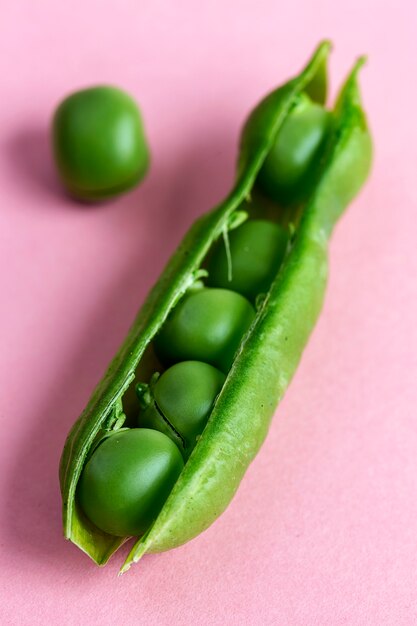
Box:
59 41 372 572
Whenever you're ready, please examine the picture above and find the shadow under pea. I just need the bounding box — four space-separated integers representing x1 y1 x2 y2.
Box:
5 127 63 198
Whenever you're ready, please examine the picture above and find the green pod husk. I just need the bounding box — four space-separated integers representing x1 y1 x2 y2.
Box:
59 41 372 571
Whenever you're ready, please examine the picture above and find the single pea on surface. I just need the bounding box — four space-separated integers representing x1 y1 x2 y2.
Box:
52 85 150 201
206 219 289 300
139 361 226 456
154 288 255 373
77 429 184 537
256 93 331 205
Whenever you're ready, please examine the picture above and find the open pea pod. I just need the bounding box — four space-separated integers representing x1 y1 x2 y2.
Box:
59 40 372 571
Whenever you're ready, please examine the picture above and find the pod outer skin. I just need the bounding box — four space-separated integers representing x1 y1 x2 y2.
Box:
123 59 372 570
59 41 372 571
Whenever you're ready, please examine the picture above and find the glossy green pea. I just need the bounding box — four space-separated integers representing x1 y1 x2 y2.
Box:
154 288 255 372
78 429 184 537
52 85 149 201
256 93 331 205
206 219 289 300
139 361 226 456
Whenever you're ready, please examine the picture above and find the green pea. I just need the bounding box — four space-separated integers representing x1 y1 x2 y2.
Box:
77 429 183 537
154 288 255 372
140 361 226 455
52 85 149 201
256 94 331 205
206 219 288 300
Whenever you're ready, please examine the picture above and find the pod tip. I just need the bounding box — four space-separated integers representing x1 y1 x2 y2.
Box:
357 55 368 68
314 39 333 57
350 55 368 82
320 39 332 49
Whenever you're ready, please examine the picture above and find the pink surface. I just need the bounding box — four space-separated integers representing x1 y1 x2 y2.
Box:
1 2 416 624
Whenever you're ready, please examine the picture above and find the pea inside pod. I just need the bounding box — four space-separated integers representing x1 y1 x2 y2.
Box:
60 42 373 572
138 361 226 457
78 429 184 537
206 219 289 301
154 287 256 373
255 92 331 205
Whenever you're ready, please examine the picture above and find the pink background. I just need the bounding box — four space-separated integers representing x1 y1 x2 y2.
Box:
1 2 416 624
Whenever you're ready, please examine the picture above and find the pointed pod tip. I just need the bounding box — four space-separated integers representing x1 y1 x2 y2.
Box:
118 563 130 576
334 52 370 115
314 39 332 59
356 55 368 70
319 39 333 51
119 531 151 574
348 55 369 85
119 553 143 575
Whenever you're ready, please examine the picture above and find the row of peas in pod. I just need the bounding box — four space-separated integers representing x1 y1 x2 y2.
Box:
77 92 331 538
